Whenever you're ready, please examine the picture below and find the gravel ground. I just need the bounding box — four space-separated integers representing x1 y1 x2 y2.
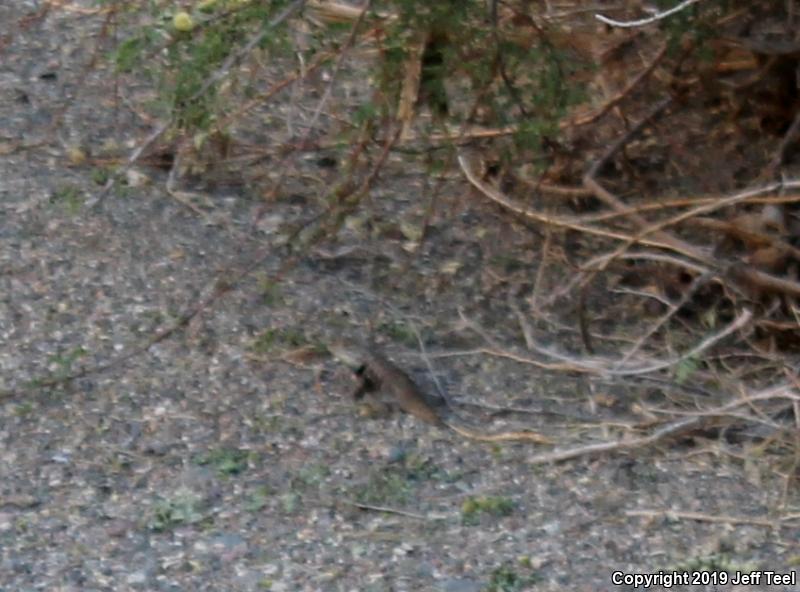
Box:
1 2 798 591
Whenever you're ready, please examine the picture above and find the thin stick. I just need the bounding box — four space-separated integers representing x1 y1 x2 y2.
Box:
434 307 752 379
306 1 371 132
529 225 553 314
341 500 431 521
410 322 457 410
606 308 753 376
765 110 800 178
569 42 668 127
509 295 536 351
526 417 704 464
528 383 800 464
429 347 604 375
625 509 790 529
459 152 701 258
542 251 711 307
583 96 708 265
87 0 307 208
728 265 800 299
614 272 714 369
85 121 169 208
590 178 800 278
596 0 702 28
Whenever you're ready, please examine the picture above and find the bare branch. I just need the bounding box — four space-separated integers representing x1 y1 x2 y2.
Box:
606 308 753 376
596 0 702 28
527 417 704 464
625 509 793 529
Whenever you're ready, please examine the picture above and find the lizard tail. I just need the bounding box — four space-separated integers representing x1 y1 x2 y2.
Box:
445 421 552 444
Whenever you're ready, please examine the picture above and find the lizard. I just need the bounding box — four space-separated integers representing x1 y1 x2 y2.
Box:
328 341 551 444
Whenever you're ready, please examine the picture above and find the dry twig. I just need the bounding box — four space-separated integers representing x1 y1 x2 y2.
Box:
526 416 704 464
595 0 702 28
625 509 793 529
568 42 668 127
458 151 695 254
87 0 308 209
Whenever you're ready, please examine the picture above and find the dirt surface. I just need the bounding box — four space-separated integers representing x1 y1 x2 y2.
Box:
1 3 798 591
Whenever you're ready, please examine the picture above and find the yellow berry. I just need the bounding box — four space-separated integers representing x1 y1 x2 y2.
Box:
173 11 194 32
